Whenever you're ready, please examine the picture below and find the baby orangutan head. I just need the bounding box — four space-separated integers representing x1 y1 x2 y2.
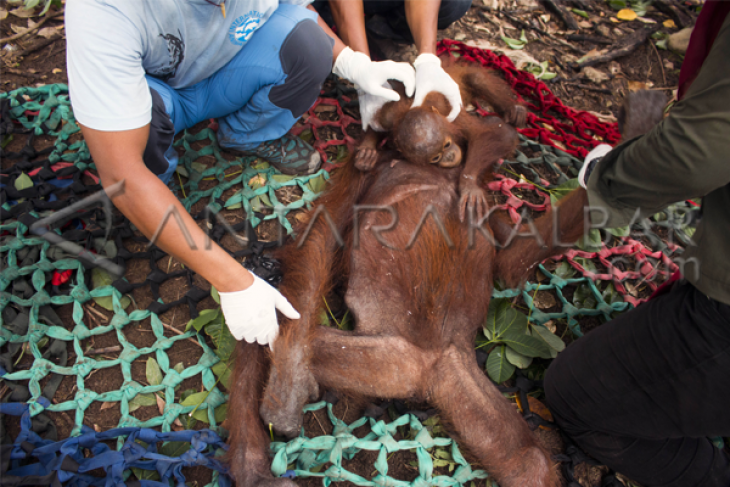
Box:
393 106 462 168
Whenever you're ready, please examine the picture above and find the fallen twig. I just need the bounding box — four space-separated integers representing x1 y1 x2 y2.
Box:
570 26 660 70
161 320 204 348
12 34 61 58
541 0 579 31
653 0 693 29
0 10 64 44
86 346 122 356
4 68 45 79
566 34 612 45
650 39 666 87
561 82 612 94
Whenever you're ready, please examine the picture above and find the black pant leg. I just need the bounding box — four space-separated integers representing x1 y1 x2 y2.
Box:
143 88 175 176
545 280 730 487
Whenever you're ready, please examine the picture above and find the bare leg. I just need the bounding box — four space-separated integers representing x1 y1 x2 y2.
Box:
430 345 560 487
225 342 296 487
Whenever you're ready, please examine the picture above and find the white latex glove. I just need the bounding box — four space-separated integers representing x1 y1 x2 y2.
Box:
219 274 300 348
333 47 415 102
579 144 612 189
357 88 388 132
412 53 462 122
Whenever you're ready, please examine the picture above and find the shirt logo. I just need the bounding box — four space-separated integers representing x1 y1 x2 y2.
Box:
229 11 262 46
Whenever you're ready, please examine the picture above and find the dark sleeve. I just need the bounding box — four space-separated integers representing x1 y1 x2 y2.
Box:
586 14 730 228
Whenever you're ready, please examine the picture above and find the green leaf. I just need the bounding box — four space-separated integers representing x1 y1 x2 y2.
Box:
14 172 34 191
601 282 623 305
299 129 314 143
308 174 327 194
572 8 589 18
205 320 236 361
272 174 295 183
550 178 580 204
173 362 185 374
606 226 630 237
500 329 553 359
531 324 566 356
505 346 533 369
554 261 577 279
576 228 603 252
608 0 627 10
191 161 207 174
573 257 597 274
159 441 191 457
179 388 197 403
485 299 529 339
185 308 219 332
191 404 228 424
91 268 131 310
655 38 668 50
128 393 157 412
540 72 558 80
180 391 210 407
211 286 220 304
145 357 163 386
175 166 190 178
501 30 528 50
131 467 160 482
211 360 232 389
486 345 515 383
573 283 598 309
1 134 13 149
336 145 349 162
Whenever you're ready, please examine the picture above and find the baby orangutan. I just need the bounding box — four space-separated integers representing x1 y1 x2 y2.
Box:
354 64 527 223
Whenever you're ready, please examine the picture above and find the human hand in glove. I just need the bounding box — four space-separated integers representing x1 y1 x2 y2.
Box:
333 47 415 132
219 274 300 348
411 53 462 122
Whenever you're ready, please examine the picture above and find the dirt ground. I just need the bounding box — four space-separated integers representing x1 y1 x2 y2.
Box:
1 0 701 486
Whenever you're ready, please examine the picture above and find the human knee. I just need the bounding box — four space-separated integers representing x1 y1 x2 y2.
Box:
269 19 333 118
437 0 472 29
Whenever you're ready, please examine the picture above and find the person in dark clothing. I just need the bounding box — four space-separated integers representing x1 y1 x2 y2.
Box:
545 2 730 486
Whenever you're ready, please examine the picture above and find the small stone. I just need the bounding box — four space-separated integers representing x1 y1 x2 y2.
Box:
612 28 624 36
668 27 693 53
663 59 674 70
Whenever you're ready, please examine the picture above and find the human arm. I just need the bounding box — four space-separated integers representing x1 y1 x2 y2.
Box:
406 0 462 121
80 125 298 344
584 18 730 228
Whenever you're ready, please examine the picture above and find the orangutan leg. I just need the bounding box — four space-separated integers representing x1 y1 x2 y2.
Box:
309 326 434 399
429 345 560 487
225 342 296 487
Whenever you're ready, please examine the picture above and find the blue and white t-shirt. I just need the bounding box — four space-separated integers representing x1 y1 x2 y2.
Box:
66 0 311 131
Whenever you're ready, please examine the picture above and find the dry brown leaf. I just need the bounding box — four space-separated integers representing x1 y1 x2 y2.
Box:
93 423 102 432
0 8 8 20
156 393 165 415
52 68 62 74
10 24 29 35
578 20 592 29
637 17 657 24
9 7 35 18
617 9 638 21
663 19 676 29
583 66 609 84
533 290 557 309
100 401 116 411
627 80 653 91
610 17 620 23
37 27 57 38
544 320 556 333
454 32 467 41
587 111 618 123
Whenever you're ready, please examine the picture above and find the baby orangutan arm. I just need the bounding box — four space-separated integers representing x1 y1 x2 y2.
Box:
457 116 519 222
354 129 381 171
